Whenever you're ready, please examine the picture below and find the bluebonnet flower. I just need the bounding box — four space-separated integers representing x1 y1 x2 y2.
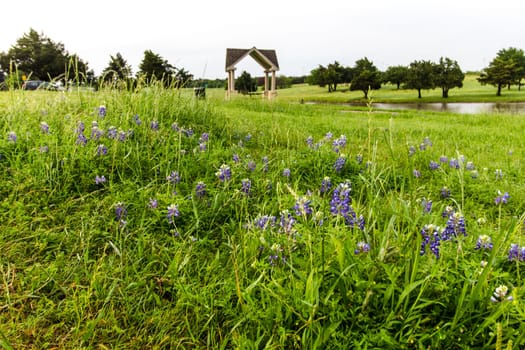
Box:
320 176 332 195
282 168 291 178
490 285 513 302
198 142 207 152
279 210 296 236
324 131 333 140
413 169 421 178
95 175 106 184
495 169 504 180
294 196 313 217
419 143 427 151
306 136 314 148
423 137 433 147
333 154 347 172
332 134 347 152
232 154 240 163
440 186 451 198
167 204 180 224
470 170 479 179
166 171 180 184
475 235 493 250
98 105 107 117
240 178 251 195
200 132 209 142
115 202 127 222
508 244 525 262
421 198 432 214
420 224 443 258
247 161 256 172
408 146 416 157
39 145 49 153
442 212 467 241
216 164 232 182
195 181 206 198
91 126 104 140
253 215 277 231
495 191 510 205
429 161 440 170
76 121 85 134
442 206 455 218
171 122 180 132
150 120 159 131
148 198 158 209
330 181 352 217
76 133 88 146
245 133 252 141
7 131 17 143
133 114 142 125
96 144 108 156
313 211 325 226
40 122 50 134
355 241 370 254
449 158 460 169
118 130 127 142
107 126 117 139
439 155 448 163
466 161 475 171
356 154 363 164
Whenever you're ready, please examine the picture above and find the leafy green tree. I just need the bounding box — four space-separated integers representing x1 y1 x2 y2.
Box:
405 60 435 98
235 71 257 93
433 57 464 98
101 53 133 82
308 61 346 92
137 50 176 86
383 65 409 89
173 67 193 87
478 57 516 96
0 28 91 82
349 57 382 99
495 47 525 90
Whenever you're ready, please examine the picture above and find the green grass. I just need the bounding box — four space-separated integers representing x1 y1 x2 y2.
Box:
1 84 525 349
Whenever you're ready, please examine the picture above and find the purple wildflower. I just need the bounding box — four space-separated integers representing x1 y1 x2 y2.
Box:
422 198 432 214
495 191 510 205
262 156 269 172
96 144 108 156
419 143 427 151
294 196 313 217
413 169 421 178
332 134 347 152
76 133 88 146
429 161 440 170
91 126 104 140
98 105 107 117
420 224 442 258
247 161 256 172
133 114 142 125
333 154 346 172
7 131 17 143
107 126 117 139
148 198 158 209
245 133 252 141
232 154 240 163
449 159 460 169
490 285 513 303
282 168 291 178
167 171 181 184
408 146 416 157
216 164 232 182
439 155 448 163
40 122 50 134
76 121 85 134
356 154 363 164
423 137 433 147
320 176 332 195
475 235 493 250
39 145 49 153
95 175 106 184
442 212 466 241
330 181 353 218
167 204 180 224
306 136 314 148
195 181 206 198
118 130 127 142
495 169 504 180
115 202 127 221
279 210 296 236
253 215 277 231
466 161 475 171
150 120 159 131
354 241 370 254
508 244 525 261
200 132 209 142
440 186 451 198
241 178 251 195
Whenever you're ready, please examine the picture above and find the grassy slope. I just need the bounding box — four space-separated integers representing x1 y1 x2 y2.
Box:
1 87 525 348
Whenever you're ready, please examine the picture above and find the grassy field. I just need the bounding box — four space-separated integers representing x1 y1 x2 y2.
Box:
1 83 525 349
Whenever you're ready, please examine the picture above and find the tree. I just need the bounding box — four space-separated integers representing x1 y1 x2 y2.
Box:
383 65 409 89
433 57 464 98
405 60 435 98
137 50 176 86
0 28 91 82
495 47 525 90
235 71 257 93
307 61 346 92
101 53 133 82
349 57 382 99
478 57 516 96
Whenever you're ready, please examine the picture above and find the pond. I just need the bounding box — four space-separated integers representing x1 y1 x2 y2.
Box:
348 102 525 114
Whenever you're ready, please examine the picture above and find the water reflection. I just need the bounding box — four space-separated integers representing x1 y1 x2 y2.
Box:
349 102 525 114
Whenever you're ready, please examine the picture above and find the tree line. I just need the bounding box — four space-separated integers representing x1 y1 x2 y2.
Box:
308 47 525 97
0 29 193 90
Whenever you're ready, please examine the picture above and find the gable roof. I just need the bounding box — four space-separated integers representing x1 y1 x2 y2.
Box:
225 47 279 72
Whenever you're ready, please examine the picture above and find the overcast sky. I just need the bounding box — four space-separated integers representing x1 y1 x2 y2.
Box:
3 0 525 79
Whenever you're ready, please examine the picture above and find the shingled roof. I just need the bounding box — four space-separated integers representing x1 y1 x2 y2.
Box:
225 47 279 72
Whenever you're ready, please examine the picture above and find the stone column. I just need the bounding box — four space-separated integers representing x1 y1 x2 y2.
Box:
264 70 269 97
270 70 277 99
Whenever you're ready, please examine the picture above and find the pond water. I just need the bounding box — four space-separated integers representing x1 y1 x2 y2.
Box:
348 102 525 114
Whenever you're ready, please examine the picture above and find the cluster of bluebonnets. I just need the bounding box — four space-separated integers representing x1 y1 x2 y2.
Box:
4 104 522 304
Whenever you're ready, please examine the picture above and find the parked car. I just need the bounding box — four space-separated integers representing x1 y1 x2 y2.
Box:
22 80 61 91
